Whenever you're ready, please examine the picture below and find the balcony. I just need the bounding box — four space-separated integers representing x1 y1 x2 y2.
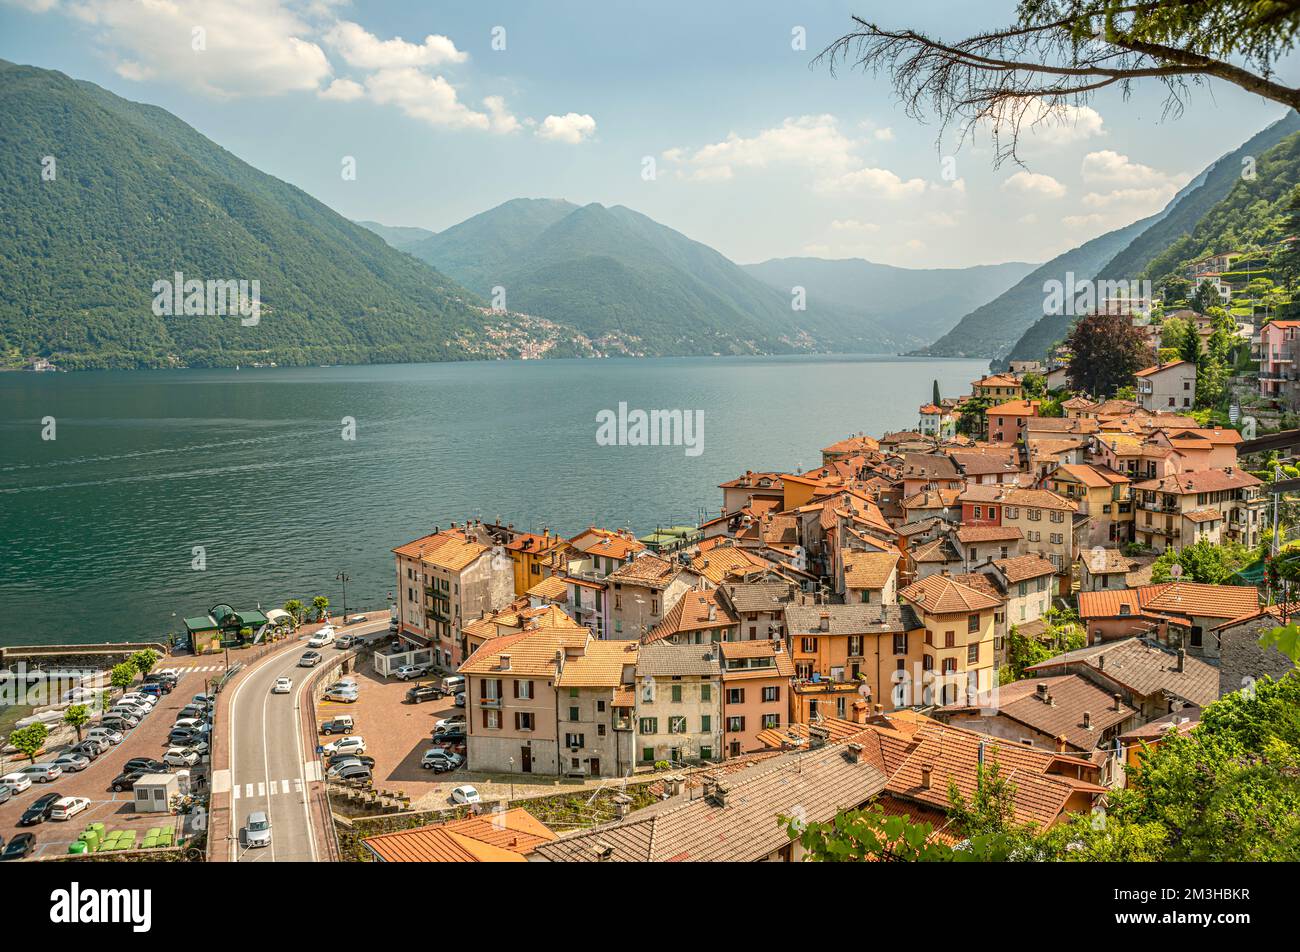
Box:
612 715 633 731
479 696 503 709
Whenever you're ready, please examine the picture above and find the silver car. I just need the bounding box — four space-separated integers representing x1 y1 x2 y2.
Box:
245 811 272 848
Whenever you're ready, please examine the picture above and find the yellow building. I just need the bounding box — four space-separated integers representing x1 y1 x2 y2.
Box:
504 530 565 595
898 574 1002 706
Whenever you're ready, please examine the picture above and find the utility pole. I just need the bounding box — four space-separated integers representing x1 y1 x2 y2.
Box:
336 570 351 615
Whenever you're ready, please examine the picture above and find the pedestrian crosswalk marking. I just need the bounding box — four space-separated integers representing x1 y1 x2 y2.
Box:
233 778 304 801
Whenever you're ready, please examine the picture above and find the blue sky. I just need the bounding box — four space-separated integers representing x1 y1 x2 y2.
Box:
2 0 1295 268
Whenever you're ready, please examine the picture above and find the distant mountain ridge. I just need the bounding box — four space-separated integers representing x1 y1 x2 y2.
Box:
399 198 909 356
356 220 437 249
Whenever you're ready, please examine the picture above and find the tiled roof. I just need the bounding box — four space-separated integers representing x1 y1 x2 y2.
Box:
1131 467 1261 493
393 528 491 571
992 554 1057 583
900 452 961 481
364 808 556 862
1134 359 1190 377
900 573 1003 613
910 536 962 565
1079 581 1259 622
823 434 880 455
720 640 796 679
556 639 639 688
973 374 1021 388
1183 508 1224 523
784 604 922 636
946 674 1136 751
955 525 1024 543
718 581 798 614
1053 463 1129 488
607 553 681 588
531 741 889 862
843 550 899 590
1024 637 1218 707
986 399 1039 416
1118 706 1200 741
635 641 721 678
525 575 569 601
571 527 647 560
459 626 589 678
645 589 738 643
959 485 1077 510
690 546 774 585
902 488 961 509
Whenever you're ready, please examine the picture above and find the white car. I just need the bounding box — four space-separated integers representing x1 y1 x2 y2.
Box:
245 810 272 848
450 785 481 806
272 677 293 694
394 664 429 681
322 736 367 756
62 687 98 704
87 728 123 746
0 773 33 794
50 796 91 821
434 716 467 733
120 693 157 708
173 717 204 730
163 746 200 767
308 628 336 648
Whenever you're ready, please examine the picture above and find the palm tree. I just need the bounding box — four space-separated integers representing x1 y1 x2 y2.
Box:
283 599 305 627
312 595 330 622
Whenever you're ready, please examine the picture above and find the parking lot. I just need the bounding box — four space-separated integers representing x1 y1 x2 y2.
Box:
0 663 212 860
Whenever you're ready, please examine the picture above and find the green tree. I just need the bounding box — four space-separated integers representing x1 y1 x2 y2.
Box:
784 803 1016 862
9 723 50 764
283 599 305 626
1151 539 1251 584
1191 280 1222 314
63 704 90 741
1020 371 1046 399
956 396 992 436
1159 315 1191 352
1065 313 1147 398
129 648 160 677
109 661 137 692
932 379 941 406
1160 275 1192 305
312 595 330 621
818 3 1300 167
947 756 1019 837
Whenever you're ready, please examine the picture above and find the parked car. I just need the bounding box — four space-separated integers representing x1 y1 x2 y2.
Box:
177 705 208 721
163 747 200 767
110 701 149 717
49 796 91 821
272 677 293 694
138 683 168 698
331 678 359 691
190 694 215 710
173 717 205 731
110 770 145 793
307 630 335 648
298 650 322 667
325 754 374 771
87 727 123 746
326 762 372 783
168 728 204 747
323 686 358 703
0 773 31 794
62 687 98 704
19 792 62 826
431 727 467 745
52 753 90 773
434 715 466 733
121 758 165 774
450 785 481 805
320 715 354 735
153 668 183 682
421 749 463 772
394 663 429 681
346 614 367 626
0 786 11 805
1 833 36 861
405 684 443 704
334 634 362 649
100 716 138 732
120 693 157 708
70 740 106 759
245 811 272 848
322 736 366 756
18 763 62 784
440 675 466 695
182 738 210 756
453 692 466 708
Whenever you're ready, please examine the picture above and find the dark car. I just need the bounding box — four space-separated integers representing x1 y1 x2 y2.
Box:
326 762 371 783
19 792 62 826
123 758 168 774
405 684 443 704
431 728 466 745
100 715 137 732
110 768 150 792
325 754 375 771
138 682 168 697
168 726 207 746
177 705 208 720
1 833 36 861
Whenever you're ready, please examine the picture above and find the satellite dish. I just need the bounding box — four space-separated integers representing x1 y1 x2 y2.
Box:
1169 563 1183 580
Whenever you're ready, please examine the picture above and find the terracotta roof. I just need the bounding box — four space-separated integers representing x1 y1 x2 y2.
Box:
720 639 796 679
986 399 1039 416
524 575 569 601
900 452 961 481
690 546 775 585
505 532 563 554
959 485 1077 510
645 589 738 643
992 554 1057 583
393 528 491 571
1079 581 1258 622
1183 508 1224 524
364 808 556 862
556 639 639 688
902 488 961 509
955 525 1024 544
843 550 900 590
1053 463 1129 489
1131 467 1261 493
1118 706 1200 742
459 626 589 678
910 536 963 565
945 674 1136 751
1135 359 1190 377
823 435 880 455
717 581 798 614
1024 637 1218 707
973 374 1021 388
531 741 890 862
571 527 646 560
900 574 1003 613
607 553 682 588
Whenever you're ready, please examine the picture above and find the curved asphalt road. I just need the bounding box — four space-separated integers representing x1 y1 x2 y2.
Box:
220 617 391 862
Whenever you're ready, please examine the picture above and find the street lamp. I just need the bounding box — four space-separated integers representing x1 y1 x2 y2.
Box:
336 570 351 615
508 756 515 800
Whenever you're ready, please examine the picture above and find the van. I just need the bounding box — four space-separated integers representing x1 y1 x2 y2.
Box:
320 715 354 735
440 675 465 695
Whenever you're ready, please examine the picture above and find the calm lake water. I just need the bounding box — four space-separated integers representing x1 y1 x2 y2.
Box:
0 356 987 645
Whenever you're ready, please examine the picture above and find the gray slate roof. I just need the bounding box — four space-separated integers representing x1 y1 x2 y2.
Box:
784 603 921 636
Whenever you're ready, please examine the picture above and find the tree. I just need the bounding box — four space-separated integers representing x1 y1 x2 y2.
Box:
956 396 992 435
1160 275 1193 305
1151 539 1251 584
9 723 49 764
130 648 160 678
947 756 1019 837
1191 280 1221 314
1160 314 1191 351
109 661 136 692
283 599 305 626
1001 617 1085 682
312 595 330 622
817 3 1300 166
784 802 1016 862
1065 312 1147 397
1021 371 1046 399
932 379 941 406
63 704 90 741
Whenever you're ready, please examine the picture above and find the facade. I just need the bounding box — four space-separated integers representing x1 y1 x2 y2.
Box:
1077 582 1260 659
985 400 1040 444
634 641 723 766
1212 605 1299 698
719 639 794 756
898 574 1002 706
959 485 1081 577
971 374 1024 401
607 554 700 640
1130 467 1266 552
1044 463 1132 547
1258 319 1300 407
1134 360 1196 412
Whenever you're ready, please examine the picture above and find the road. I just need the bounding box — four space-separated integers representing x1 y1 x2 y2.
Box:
215 615 391 862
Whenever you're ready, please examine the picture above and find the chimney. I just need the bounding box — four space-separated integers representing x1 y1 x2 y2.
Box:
700 773 718 800
845 742 864 764
708 782 730 807
499 653 511 672
1113 693 1123 712
707 603 717 622
819 612 831 632
612 794 632 818
1083 710 1092 730
920 764 933 790
1176 648 1186 672
591 842 614 862
553 648 565 675
1055 734 1068 753
1036 682 1049 700
1097 653 1106 670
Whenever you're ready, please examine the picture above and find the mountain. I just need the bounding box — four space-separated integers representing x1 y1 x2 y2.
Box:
0 59 520 369
1002 113 1300 364
355 220 437 249
742 257 1037 344
402 199 905 355
916 215 1162 360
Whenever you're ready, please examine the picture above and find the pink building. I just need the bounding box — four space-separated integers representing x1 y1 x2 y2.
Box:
1259 320 1300 406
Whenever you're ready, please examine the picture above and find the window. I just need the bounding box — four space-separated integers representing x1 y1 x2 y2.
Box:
727 688 745 704
642 747 655 762
726 716 745 732
967 643 979 664
564 733 585 748
973 506 982 518
762 685 780 702
942 658 957 674
639 717 658 734
669 716 687 734
700 714 711 732
482 678 502 700
484 709 501 729
700 684 711 701
671 685 682 703
893 632 908 655
569 706 579 721
514 679 533 700
700 746 713 760
944 630 955 648
848 635 863 656
801 637 818 653
762 713 780 729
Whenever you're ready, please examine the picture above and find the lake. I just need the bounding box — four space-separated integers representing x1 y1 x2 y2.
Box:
0 355 987 645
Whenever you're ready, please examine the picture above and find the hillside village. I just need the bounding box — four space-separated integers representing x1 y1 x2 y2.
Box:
370 284 1300 859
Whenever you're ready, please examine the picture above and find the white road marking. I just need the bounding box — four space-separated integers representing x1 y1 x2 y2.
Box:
211 769 231 794
257 781 265 797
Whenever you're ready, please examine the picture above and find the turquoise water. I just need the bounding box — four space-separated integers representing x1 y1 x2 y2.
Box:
0 355 986 644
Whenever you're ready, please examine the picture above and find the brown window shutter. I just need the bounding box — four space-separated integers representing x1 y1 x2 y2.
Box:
482 708 489 728
513 679 519 698
514 711 521 730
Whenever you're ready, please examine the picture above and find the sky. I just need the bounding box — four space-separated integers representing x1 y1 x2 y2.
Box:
1 0 1296 269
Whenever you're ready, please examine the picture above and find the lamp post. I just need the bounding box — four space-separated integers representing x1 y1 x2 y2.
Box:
336 570 351 615
508 756 515 801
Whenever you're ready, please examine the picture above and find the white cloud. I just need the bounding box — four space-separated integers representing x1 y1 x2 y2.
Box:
666 115 861 182
873 127 895 142
64 0 333 98
830 219 879 233
483 95 520 134
1063 213 1108 229
318 77 364 101
1002 170 1067 198
1081 186 1179 209
364 67 489 131
819 166 928 198
536 112 596 144
325 20 467 70
981 99 1106 148
1081 150 1174 186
